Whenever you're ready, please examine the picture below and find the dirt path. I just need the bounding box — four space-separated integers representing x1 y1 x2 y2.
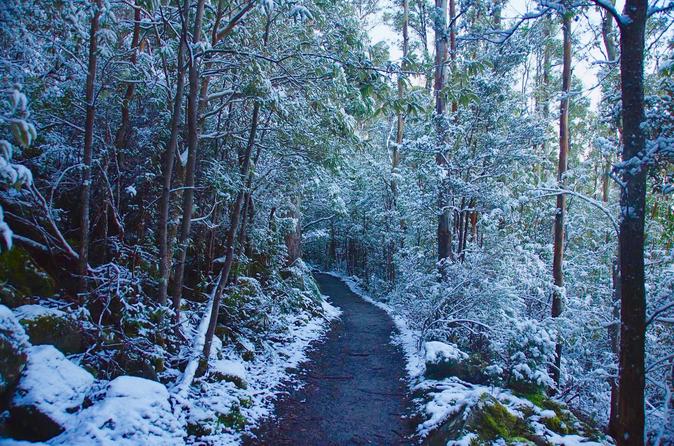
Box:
244 273 414 445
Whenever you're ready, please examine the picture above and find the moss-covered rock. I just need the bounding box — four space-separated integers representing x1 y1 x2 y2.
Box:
0 247 55 301
0 305 30 410
14 305 84 355
111 349 159 380
423 394 537 446
470 395 532 441
209 359 248 389
0 284 31 309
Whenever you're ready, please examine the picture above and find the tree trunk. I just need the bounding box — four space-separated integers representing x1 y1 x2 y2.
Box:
78 0 102 294
434 0 451 267
551 12 571 387
285 196 302 265
113 1 141 157
157 0 190 306
616 0 647 443
171 0 206 321
385 0 409 285
202 102 261 361
600 3 621 435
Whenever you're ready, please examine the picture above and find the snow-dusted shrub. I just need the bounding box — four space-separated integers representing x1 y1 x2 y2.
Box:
494 319 556 392
0 86 35 250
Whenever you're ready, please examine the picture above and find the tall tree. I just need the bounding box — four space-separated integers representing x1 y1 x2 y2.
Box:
386 0 409 283
551 11 571 387
202 101 261 361
615 0 647 443
78 0 102 293
434 0 451 266
158 0 190 306
599 1 621 435
171 0 206 320
594 0 648 442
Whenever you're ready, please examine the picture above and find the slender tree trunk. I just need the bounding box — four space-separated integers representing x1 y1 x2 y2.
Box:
386 0 409 284
285 196 302 265
157 0 189 306
78 0 102 293
551 13 571 387
202 102 261 361
615 0 647 443
171 0 206 321
600 2 622 435
114 1 141 156
434 0 451 267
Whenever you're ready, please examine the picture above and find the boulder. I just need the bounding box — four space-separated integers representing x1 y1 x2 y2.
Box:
0 305 30 410
9 345 94 441
419 380 608 446
209 359 248 389
50 376 185 446
14 305 84 355
0 247 54 301
422 393 536 446
424 341 468 380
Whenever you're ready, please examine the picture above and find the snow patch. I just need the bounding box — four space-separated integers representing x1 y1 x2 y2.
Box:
13 345 94 427
14 304 66 321
51 376 185 446
424 341 468 364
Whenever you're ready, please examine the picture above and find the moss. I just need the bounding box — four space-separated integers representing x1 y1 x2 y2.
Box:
18 313 83 355
541 415 570 435
514 388 548 408
210 369 247 389
471 395 531 441
186 420 212 437
239 396 253 409
0 247 54 299
216 406 246 431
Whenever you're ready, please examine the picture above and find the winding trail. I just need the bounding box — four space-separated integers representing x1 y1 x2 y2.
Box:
244 273 414 445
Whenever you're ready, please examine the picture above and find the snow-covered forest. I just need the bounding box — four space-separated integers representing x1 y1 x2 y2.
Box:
0 0 672 444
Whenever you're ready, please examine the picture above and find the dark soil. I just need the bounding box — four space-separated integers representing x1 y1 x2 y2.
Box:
244 273 415 445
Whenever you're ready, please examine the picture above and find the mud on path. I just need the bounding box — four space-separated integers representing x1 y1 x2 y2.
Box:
244 273 414 446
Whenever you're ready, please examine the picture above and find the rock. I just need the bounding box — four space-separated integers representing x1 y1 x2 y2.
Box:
0 305 30 410
14 305 84 355
0 247 55 301
111 349 159 381
209 359 248 389
9 345 94 441
424 341 468 380
423 393 536 446
0 284 30 309
50 376 185 446
419 380 609 446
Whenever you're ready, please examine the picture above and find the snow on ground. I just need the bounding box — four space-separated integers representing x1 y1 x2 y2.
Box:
183 292 342 445
13 345 94 428
12 305 66 321
50 376 185 446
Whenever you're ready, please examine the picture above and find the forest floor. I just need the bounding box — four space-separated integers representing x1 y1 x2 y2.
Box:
243 273 415 445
